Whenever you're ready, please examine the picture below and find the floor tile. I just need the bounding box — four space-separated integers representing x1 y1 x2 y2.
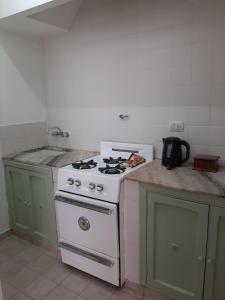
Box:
0 236 172 300
80 278 117 300
142 297 171 300
1 281 19 300
10 293 32 300
61 269 92 294
23 276 56 299
42 261 71 284
14 246 43 265
144 287 171 300
26 253 56 274
42 285 77 300
0 253 10 265
8 266 39 290
0 260 23 279
109 291 137 300
123 281 145 299
0 237 29 257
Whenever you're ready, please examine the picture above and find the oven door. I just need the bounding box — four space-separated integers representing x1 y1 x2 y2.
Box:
55 191 119 258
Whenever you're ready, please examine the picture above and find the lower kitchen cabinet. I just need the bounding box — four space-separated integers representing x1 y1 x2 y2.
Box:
4 162 57 246
140 187 225 300
5 166 32 237
204 207 225 300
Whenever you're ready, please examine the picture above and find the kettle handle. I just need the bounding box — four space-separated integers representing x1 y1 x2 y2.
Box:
181 140 190 162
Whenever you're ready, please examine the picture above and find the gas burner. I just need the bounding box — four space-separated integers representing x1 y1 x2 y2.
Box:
103 157 127 164
98 164 126 175
72 160 97 170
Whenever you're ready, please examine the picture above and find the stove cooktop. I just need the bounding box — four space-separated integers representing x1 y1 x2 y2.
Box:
99 164 126 175
62 155 133 177
72 156 130 175
60 142 154 179
63 154 151 179
57 142 154 203
103 156 127 165
72 159 97 170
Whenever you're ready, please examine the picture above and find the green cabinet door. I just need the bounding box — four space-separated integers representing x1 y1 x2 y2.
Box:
26 169 57 245
204 207 225 300
141 191 209 300
5 166 32 236
4 162 57 246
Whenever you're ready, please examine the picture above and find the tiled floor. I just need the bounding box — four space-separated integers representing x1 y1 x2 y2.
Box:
0 235 171 300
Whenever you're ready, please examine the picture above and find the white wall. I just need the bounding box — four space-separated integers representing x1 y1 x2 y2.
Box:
0 29 47 233
0 29 46 126
0 0 66 18
45 0 225 164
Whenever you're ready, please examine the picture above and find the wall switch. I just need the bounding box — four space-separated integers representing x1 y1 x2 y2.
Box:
169 120 184 132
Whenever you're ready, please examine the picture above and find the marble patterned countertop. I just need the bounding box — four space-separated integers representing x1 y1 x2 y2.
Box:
5 148 225 198
126 159 225 198
3 146 98 168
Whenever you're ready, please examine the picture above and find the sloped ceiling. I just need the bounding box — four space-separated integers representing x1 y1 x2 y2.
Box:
28 0 82 31
0 0 83 37
0 0 55 19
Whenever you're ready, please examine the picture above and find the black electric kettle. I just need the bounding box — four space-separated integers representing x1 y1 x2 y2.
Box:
162 137 190 170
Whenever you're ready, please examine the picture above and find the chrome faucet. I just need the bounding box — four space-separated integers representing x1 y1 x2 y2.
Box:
47 126 70 138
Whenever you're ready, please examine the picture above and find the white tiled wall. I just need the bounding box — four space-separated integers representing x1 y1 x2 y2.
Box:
45 0 225 164
0 122 48 156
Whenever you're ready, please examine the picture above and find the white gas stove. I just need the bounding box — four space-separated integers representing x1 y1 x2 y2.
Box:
57 141 154 203
55 142 154 286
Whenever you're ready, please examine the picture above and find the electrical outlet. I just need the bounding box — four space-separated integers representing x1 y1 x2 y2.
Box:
169 121 184 132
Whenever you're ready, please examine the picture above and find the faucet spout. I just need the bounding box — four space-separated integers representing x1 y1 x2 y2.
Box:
47 126 61 136
47 126 70 138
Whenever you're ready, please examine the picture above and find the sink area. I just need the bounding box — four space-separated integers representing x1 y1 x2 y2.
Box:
4 146 97 168
14 149 64 164
12 147 72 166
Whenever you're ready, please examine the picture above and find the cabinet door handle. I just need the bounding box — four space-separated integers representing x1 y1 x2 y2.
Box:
171 243 179 250
27 202 31 207
207 258 213 264
198 256 204 262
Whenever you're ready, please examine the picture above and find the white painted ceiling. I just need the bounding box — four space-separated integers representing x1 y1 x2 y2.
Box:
0 0 83 37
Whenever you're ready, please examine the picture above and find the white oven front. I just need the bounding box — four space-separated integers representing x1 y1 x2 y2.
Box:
55 190 119 257
55 190 120 285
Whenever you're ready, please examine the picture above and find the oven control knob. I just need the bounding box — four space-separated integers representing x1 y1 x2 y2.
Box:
89 183 96 190
67 178 74 186
96 184 104 192
74 179 81 187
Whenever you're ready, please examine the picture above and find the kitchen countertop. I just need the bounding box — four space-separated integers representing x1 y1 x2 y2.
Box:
3 146 98 168
126 159 225 198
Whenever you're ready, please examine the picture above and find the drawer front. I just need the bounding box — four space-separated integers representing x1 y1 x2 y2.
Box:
60 242 120 286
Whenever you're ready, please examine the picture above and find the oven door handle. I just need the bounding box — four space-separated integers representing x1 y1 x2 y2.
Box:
55 195 113 215
59 242 115 267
